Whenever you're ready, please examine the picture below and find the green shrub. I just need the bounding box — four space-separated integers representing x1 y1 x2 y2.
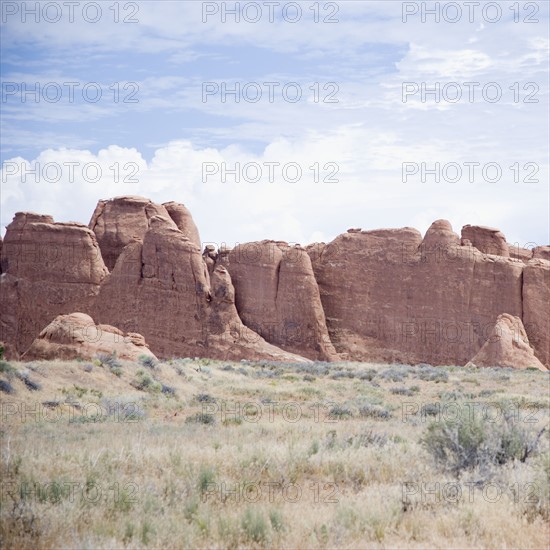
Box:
195 393 216 403
359 404 392 420
0 359 15 374
269 509 285 533
131 369 161 393
415 365 448 383
241 507 268 543
138 355 157 369
421 408 546 476
186 413 216 425
0 379 14 394
161 384 176 396
329 405 353 419
97 352 122 370
197 466 216 494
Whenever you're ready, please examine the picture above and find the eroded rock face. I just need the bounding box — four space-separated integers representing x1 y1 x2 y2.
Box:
22 312 157 362
89 196 175 270
508 243 532 262
309 224 525 365
421 219 460 251
219 240 338 361
466 314 546 371
2 198 548 368
163 201 201 250
533 246 550 261
0 213 108 358
522 259 550 368
93 218 309 362
207 264 310 362
461 225 509 257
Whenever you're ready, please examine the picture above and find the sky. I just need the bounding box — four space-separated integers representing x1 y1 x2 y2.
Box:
1 0 549 249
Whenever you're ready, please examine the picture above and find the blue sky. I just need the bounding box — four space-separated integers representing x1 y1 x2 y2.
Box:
1 1 549 248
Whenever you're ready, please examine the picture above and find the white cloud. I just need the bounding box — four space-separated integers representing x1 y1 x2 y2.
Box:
2 132 548 249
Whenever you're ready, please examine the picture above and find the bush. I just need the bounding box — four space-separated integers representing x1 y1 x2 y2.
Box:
0 379 14 394
101 398 146 421
391 386 416 396
241 508 268 543
185 413 216 425
380 368 408 382
161 384 176 397
131 369 161 393
359 404 392 420
421 408 546 476
358 369 377 381
196 393 216 403
18 373 41 391
329 405 353 419
97 352 122 370
197 466 216 494
415 365 449 383
0 360 15 374
138 355 157 369
269 509 285 533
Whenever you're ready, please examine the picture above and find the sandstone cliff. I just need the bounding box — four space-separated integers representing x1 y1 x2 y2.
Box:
0 212 108 357
217 240 338 361
1 199 548 369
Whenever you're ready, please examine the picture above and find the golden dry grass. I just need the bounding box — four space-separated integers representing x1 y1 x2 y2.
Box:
1 357 549 549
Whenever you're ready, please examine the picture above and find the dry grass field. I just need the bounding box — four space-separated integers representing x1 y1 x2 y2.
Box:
1 356 549 549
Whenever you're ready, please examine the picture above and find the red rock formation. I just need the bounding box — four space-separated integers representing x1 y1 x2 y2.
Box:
219 240 338 361
163 201 201 250
533 246 550 261
522 258 550 368
465 313 546 371
207 264 309 362
93 217 308 362
89 196 175 271
0 213 107 358
461 225 509 257
2 200 548 368
421 219 460 250
309 222 525 365
507 243 532 262
23 312 157 362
